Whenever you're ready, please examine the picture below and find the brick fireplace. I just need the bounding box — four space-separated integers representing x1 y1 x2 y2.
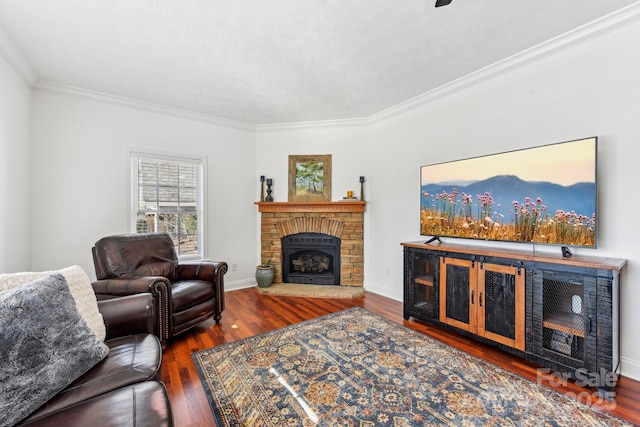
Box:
255 201 365 286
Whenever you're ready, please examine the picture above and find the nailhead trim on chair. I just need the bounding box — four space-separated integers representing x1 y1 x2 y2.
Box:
214 263 228 320
151 281 170 344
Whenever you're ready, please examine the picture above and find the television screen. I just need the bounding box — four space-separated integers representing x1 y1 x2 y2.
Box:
420 137 597 248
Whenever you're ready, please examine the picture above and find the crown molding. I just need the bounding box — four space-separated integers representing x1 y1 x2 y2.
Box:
368 1 640 125
256 115 370 132
33 81 257 132
0 24 37 85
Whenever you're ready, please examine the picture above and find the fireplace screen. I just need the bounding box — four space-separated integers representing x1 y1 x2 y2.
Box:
282 233 340 285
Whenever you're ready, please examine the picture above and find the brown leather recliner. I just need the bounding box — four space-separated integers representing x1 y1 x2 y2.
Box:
18 293 173 426
91 232 227 345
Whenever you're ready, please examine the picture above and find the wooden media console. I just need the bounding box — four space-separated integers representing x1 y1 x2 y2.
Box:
402 241 626 396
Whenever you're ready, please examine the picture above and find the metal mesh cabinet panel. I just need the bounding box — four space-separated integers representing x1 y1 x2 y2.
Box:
532 269 597 372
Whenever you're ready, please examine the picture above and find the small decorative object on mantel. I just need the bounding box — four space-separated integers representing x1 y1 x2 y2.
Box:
360 176 365 201
259 175 265 202
341 189 358 201
265 178 274 202
255 259 274 287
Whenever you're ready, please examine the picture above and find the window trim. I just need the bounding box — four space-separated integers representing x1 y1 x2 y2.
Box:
128 148 207 260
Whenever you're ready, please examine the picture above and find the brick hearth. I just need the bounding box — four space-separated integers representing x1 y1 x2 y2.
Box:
255 201 365 286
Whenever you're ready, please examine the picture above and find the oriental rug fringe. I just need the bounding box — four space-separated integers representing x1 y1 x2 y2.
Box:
192 307 631 426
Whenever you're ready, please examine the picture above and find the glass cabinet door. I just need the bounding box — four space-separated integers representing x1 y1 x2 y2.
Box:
440 257 475 332
477 263 525 350
404 249 439 320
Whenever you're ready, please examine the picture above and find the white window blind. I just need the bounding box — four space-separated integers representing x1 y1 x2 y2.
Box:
131 152 204 259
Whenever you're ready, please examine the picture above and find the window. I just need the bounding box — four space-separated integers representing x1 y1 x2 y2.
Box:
131 152 205 259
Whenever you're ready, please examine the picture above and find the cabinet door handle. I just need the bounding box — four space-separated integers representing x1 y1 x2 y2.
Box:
479 292 483 307
471 290 475 305
588 317 592 334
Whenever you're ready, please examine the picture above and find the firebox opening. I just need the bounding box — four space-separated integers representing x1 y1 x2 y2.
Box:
281 233 340 285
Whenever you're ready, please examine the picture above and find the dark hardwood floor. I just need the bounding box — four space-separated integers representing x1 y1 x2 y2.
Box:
162 288 640 426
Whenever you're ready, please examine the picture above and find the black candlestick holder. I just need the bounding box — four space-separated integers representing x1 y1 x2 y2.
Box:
359 176 365 202
265 179 273 202
259 175 265 202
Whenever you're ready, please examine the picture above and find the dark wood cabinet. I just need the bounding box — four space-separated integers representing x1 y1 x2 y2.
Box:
402 241 625 393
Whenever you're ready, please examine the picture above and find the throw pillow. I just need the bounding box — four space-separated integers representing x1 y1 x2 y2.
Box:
0 274 109 427
0 265 106 341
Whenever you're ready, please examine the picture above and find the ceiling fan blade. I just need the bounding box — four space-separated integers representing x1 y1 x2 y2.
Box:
435 0 453 7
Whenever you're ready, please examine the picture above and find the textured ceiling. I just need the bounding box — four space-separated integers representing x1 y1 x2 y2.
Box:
0 0 638 125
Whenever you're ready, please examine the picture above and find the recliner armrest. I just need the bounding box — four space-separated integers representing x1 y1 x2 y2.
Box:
177 261 228 282
99 294 156 340
92 276 172 344
177 261 228 324
92 276 171 297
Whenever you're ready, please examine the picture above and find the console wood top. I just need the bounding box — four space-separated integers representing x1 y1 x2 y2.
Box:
401 240 626 271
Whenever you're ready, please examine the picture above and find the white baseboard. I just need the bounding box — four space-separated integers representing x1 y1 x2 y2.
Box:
361 282 402 302
224 278 257 292
620 356 640 381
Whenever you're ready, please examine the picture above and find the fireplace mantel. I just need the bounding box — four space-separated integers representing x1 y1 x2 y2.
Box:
255 201 365 213
256 201 365 286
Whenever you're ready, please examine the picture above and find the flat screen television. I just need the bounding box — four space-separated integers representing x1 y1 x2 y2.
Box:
420 137 597 251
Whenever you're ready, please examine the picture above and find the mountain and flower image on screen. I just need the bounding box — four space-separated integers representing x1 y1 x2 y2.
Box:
420 138 597 247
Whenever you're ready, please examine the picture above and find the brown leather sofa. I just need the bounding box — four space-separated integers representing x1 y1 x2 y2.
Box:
91 232 227 345
16 293 173 427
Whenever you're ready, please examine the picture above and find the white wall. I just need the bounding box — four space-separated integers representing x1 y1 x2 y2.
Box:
256 16 640 379
30 91 258 288
0 51 31 272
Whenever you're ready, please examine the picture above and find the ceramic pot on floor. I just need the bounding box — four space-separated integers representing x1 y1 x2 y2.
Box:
256 265 275 287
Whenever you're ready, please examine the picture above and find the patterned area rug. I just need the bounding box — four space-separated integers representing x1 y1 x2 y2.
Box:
192 307 631 426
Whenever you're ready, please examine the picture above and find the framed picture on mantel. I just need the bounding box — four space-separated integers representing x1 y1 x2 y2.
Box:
288 154 332 202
